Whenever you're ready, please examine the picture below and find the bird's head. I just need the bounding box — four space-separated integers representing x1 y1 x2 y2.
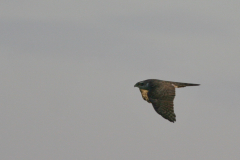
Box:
134 80 151 90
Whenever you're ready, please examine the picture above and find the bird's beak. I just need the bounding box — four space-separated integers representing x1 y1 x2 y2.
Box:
134 83 138 87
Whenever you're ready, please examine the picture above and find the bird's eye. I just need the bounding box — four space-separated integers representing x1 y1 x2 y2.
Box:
139 83 144 86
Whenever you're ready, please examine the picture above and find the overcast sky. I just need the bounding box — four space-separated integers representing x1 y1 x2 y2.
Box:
0 1 240 160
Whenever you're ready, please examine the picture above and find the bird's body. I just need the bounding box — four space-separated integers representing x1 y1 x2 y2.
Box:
134 79 200 122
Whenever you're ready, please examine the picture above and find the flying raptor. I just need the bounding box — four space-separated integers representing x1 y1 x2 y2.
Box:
134 79 200 122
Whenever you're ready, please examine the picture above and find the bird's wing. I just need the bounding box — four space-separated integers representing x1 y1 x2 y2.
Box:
170 81 200 88
139 89 151 103
148 84 176 122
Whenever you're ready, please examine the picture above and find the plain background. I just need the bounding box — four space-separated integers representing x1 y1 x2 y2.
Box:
0 1 240 160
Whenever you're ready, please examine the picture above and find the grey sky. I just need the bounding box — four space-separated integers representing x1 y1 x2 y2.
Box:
0 1 240 160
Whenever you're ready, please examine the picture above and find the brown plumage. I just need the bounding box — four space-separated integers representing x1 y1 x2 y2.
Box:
134 79 200 123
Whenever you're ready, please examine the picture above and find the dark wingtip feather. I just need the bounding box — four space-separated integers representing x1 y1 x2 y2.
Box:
169 118 176 123
164 115 176 123
188 83 200 86
173 82 200 87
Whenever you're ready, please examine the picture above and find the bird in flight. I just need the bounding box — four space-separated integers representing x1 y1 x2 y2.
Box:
134 79 200 123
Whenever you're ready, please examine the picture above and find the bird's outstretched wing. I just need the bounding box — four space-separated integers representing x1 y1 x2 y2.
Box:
170 81 200 88
148 84 176 122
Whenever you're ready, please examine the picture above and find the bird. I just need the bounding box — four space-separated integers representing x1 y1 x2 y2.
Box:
134 79 200 123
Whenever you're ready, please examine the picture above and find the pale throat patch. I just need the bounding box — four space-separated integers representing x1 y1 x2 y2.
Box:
139 89 150 103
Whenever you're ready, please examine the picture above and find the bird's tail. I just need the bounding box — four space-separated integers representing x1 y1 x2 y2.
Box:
171 82 200 88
